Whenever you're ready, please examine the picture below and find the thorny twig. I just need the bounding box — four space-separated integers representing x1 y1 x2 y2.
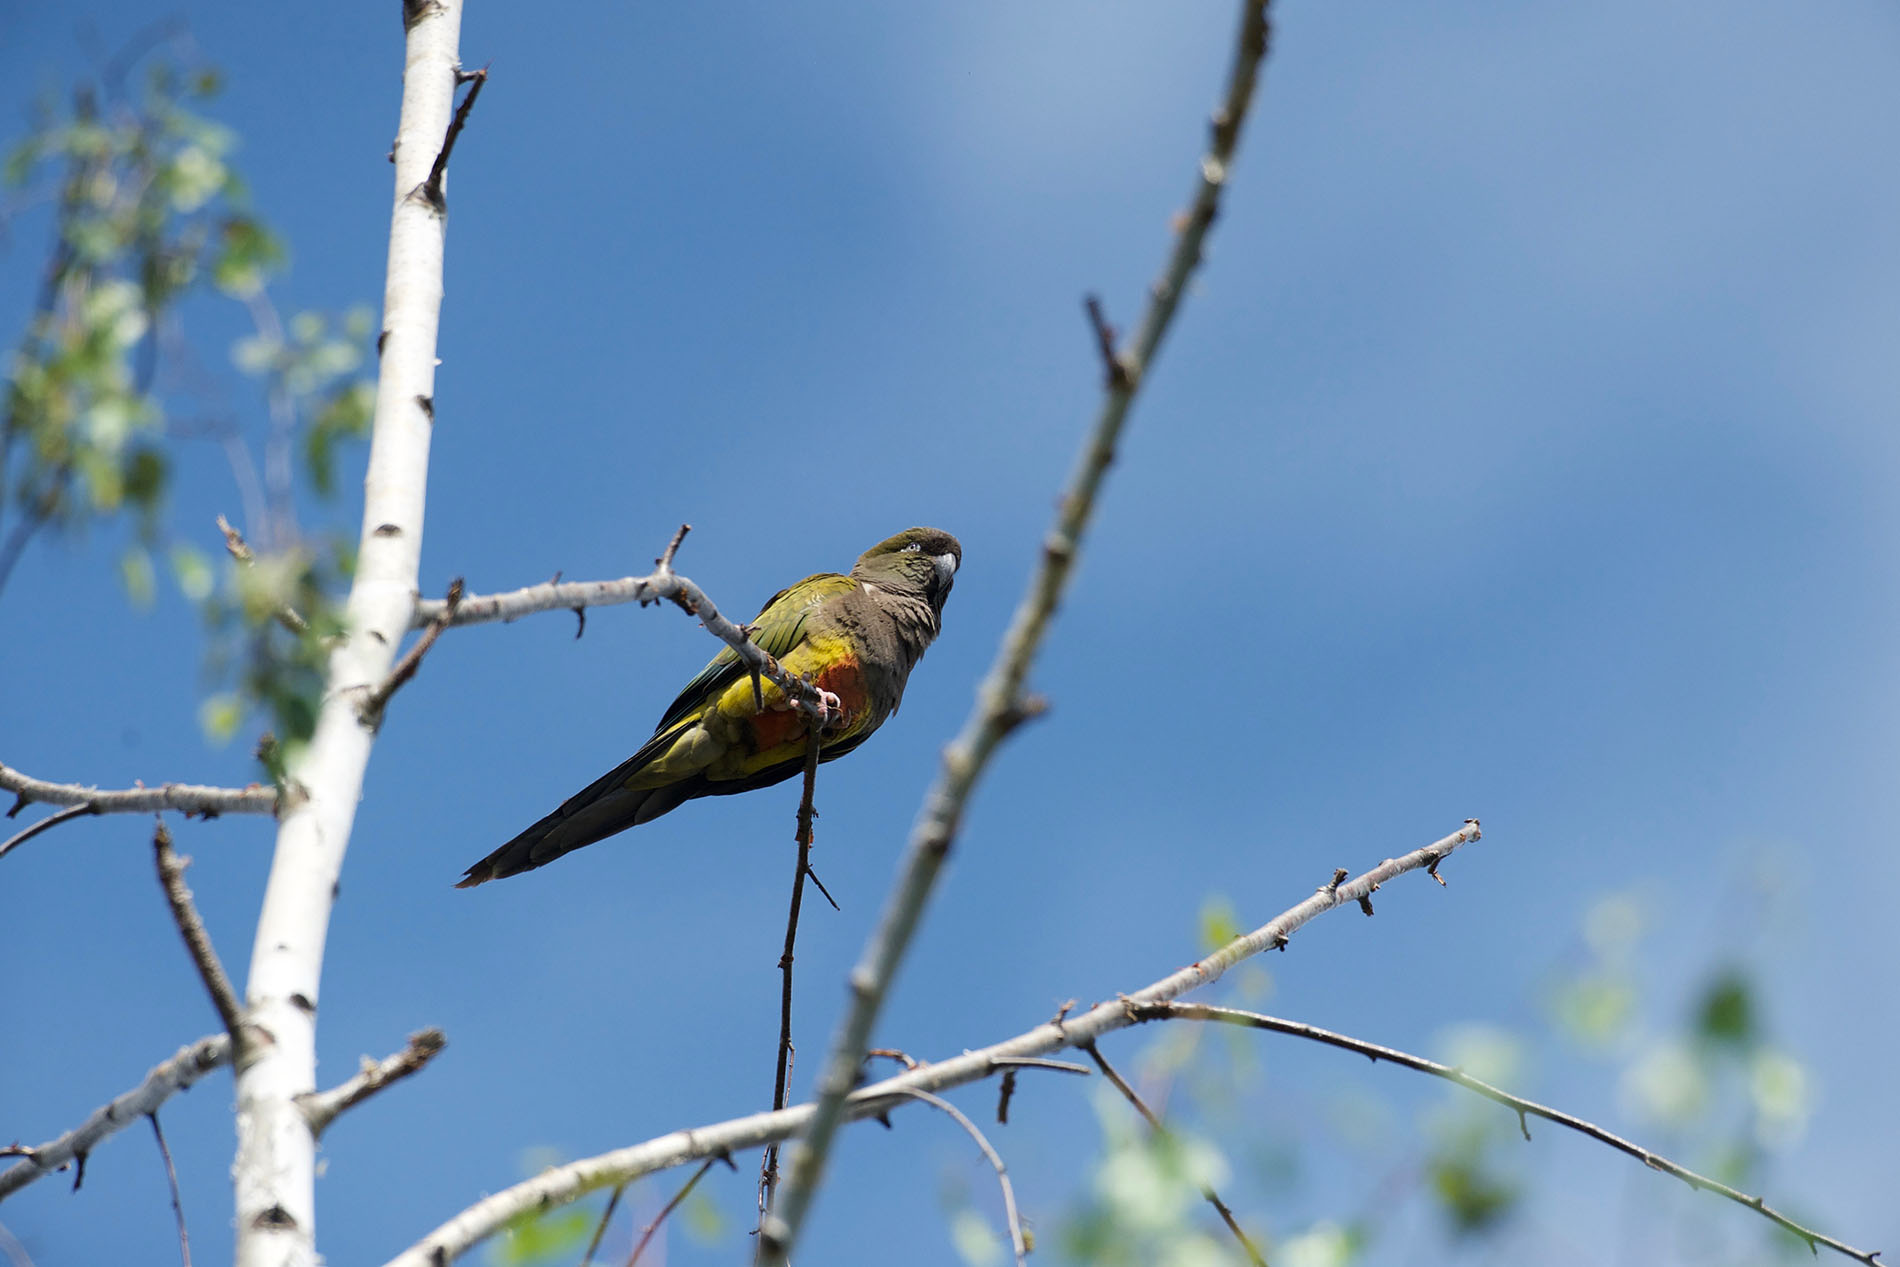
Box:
1138 1002 1885 1266
758 6 1278 1259
758 732 826 1229
415 525 844 729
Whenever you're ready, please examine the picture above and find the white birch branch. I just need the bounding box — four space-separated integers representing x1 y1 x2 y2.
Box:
0 1035 231 1200
0 761 280 817
295 1029 447 1138
382 821 1478 1266
230 4 464 1262
412 525 844 725
758 2 1275 1258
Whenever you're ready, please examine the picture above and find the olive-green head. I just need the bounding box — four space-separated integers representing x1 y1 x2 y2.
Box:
853 527 961 613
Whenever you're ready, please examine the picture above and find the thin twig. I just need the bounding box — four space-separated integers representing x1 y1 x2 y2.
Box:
758 5 1276 1259
383 821 1477 1267
215 514 307 633
1082 1042 1264 1266
0 804 96 862
758 732 825 1230
1142 1002 1883 1266
988 1056 1091 1076
578 1183 626 1267
1083 295 1129 388
296 1030 447 1137
0 761 280 821
414 526 844 728
418 65 487 211
628 1155 726 1267
359 578 464 727
0 1034 231 1201
896 1091 1027 1267
148 1114 192 1267
153 822 249 1056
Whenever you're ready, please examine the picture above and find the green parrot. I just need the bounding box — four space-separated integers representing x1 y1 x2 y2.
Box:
457 527 962 886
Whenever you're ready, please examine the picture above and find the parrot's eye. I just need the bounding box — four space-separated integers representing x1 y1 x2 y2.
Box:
901 542 923 552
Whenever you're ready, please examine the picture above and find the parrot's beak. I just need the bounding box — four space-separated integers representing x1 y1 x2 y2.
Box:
933 551 959 593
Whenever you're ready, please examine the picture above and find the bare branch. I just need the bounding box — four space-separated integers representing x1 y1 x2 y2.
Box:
382 821 1475 1266
295 1029 447 1138
628 1155 728 1267
358 578 463 728
414 525 844 727
0 1034 231 1201
0 761 280 822
153 823 251 1059
0 805 95 863
417 64 486 212
577 1183 626 1267
149 1114 192 1267
987 1056 1090 1076
1143 1002 1883 1266
1082 1043 1264 1266
758 733 825 1226
895 1091 1026 1267
759 5 1276 1258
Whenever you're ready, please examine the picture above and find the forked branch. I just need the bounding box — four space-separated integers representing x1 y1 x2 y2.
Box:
0 1034 231 1201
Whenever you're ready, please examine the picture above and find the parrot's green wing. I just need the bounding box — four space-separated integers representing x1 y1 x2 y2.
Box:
652 571 859 733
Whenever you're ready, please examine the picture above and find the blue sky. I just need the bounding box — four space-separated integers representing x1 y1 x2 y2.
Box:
3 2 1897 1265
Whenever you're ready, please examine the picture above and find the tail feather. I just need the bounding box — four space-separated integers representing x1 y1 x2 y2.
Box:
456 727 694 887
456 785 659 887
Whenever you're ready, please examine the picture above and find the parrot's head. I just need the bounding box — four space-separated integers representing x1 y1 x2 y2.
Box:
855 527 962 616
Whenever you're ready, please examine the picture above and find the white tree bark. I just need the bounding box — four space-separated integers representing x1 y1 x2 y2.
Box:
231 4 464 1263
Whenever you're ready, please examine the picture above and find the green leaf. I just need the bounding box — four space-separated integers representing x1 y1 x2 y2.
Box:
3 137 41 188
231 333 281 375
489 1207 592 1267
170 542 214 601
1551 972 1635 1048
1621 1041 1710 1127
305 379 375 497
211 215 285 296
1427 1153 1517 1235
199 693 245 744
1199 896 1242 953
1695 968 1756 1049
164 144 227 212
949 1208 1003 1267
123 448 167 513
119 544 156 608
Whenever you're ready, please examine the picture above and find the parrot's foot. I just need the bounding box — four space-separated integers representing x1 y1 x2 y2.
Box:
813 687 846 730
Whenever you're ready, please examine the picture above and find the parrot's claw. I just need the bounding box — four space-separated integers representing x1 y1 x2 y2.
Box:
814 688 845 730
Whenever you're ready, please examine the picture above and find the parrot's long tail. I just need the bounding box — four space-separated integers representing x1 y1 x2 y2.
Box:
455 739 696 887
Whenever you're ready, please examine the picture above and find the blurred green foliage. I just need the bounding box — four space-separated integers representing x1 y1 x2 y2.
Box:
2 43 376 761
1054 881 1817 1266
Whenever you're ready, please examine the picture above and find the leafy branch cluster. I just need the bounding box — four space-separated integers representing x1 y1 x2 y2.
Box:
1 43 377 762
